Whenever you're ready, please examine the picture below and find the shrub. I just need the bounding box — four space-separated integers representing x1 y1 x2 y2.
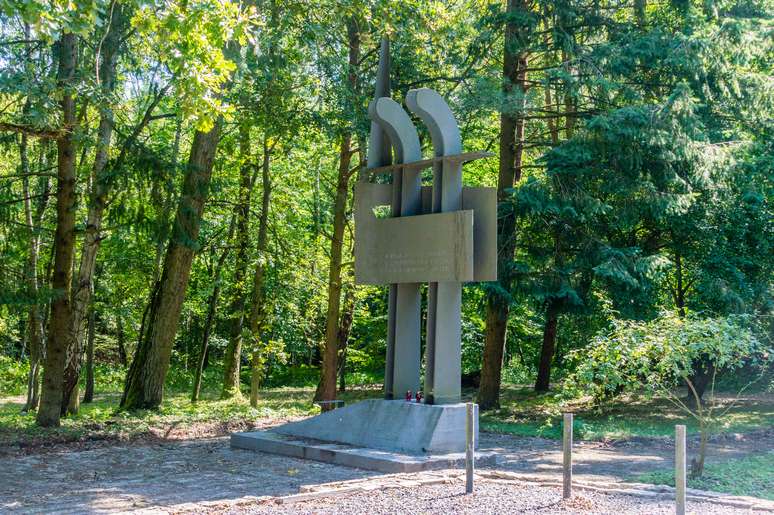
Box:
563 312 771 477
0 356 29 396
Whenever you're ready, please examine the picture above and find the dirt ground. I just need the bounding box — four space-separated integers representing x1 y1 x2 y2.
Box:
1 426 772 513
484 428 774 483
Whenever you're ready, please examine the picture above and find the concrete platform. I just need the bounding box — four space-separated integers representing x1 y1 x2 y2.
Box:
230 431 496 473
271 399 478 454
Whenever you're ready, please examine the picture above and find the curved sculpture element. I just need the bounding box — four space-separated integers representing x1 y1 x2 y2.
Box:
369 96 423 399
368 97 422 164
406 88 461 157
406 88 464 405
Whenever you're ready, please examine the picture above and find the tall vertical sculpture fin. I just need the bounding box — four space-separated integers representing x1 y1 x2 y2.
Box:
367 37 391 169
367 37 395 399
407 88 463 404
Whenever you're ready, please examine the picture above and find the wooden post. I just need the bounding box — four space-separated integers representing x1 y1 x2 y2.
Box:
465 402 475 494
676 424 686 515
563 413 573 499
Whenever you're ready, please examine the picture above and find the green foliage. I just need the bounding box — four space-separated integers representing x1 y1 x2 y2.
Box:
131 0 255 131
1 0 106 38
0 0 771 446
564 313 770 404
0 356 28 396
481 385 774 441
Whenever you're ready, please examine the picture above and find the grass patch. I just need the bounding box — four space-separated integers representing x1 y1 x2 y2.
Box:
480 384 774 441
3 379 772 450
0 384 382 450
633 452 774 500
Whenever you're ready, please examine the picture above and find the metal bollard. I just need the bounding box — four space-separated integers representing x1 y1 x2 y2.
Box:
563 413 573 499
675 424 686 515
465 402 475 494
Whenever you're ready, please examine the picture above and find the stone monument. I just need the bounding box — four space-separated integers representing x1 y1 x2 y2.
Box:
231 39 497 472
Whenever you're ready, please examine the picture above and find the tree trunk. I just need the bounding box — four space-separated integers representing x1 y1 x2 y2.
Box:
478 0 529 410
221 121 253 399
248 140 273 407
21 147 47 412
192 216 235 402
535 301 559 392
62 5 127 414
316 18 360 408
674 251 686 318
36 32 78 427
154 118 182 282
20 85 49 412
635 0 647 26
337 286 355 393
121 123 222 410
674 250 710 403
316 137 353 405
687 358 714 406
116 315 127 366
691 421 709 478
82 302 96 403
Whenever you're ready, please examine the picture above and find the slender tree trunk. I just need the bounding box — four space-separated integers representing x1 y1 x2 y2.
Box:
192 216 235 401
316 136 353 405
691 420 709 478
36 32 78 427
221 121 253 399
635 0 647 26
248 140 272 407
673 250 710 403
562 49 575 140
62 5 127 414
674 251 686 318
82 302 96 403
337 286 355 393
20 104 49 411
116 315 127 366
154 119 182 282
20 24 47 413
121 123 222 410
21 141 46 412
535 301 559 392
479 0 529 410
315 18 360 407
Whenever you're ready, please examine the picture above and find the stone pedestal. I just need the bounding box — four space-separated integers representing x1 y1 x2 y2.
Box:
231 400 487 472
277 400 477 454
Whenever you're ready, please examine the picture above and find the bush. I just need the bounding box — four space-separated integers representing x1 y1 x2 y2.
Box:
563 312 772 477
563 313 770 405
0 356 29 396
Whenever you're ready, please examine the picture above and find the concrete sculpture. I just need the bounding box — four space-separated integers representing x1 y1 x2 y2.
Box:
356 81 496 407
231 39 496 470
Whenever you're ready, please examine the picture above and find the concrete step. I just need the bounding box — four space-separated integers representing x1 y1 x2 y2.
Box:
231 430 496 473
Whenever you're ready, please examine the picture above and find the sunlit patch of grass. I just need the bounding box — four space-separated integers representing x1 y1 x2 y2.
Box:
3 380 771 449
480 384 774 441
0 383 383 449
633 452 774 500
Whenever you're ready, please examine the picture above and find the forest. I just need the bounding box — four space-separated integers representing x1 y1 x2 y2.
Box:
0 0 772 466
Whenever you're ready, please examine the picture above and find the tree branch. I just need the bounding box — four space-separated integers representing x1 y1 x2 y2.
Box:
0 122 63 140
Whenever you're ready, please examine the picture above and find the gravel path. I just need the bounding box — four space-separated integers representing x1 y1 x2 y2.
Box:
238 480 753 514
1 432 771 513
480 429 774 483
0 437 377 513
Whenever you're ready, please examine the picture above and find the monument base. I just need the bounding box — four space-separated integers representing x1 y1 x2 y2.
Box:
230 431 496 473
230 400 489 472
